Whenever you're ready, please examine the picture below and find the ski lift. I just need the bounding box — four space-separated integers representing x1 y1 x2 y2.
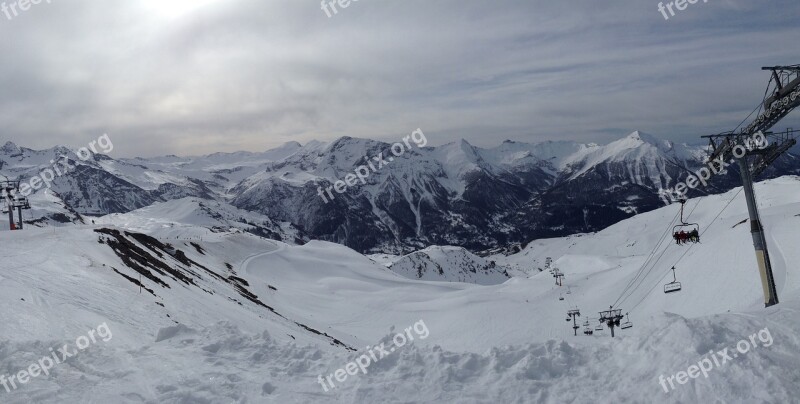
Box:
620 313 633 330
595 323 603 332
672 199 701 245
566 287 572 295
664 266 682 294
583 320 594 335
672 223 700 244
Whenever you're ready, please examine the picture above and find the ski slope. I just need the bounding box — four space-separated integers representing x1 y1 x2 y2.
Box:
0 177 799 403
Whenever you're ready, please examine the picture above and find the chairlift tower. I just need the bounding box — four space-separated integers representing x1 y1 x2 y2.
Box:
1 180 19 230
567 309 581 336
598 306 624 338
1 179 31 230
13 194 31 230
701 65 800 308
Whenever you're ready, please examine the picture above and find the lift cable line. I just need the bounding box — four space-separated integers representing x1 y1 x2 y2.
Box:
626 189 743 314
612 200 700 309
613 199 702 310
610 208 683 308
615 240 673 309
701 65 800 307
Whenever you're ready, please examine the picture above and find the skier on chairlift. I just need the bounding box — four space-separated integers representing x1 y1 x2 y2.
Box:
689 229 699 243
678 230 687 244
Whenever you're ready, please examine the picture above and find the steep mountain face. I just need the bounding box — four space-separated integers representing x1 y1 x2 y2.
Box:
2 133 799 254
0 143 213 221
228 137 553 253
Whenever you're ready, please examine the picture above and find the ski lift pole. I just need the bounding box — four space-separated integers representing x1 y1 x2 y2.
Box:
737 158 779 307
5 192 14 231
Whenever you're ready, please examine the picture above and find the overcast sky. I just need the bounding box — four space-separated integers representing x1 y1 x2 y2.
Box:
0 0 798 157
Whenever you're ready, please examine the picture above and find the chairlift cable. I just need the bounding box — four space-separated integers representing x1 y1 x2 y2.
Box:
614 198 702 308
627 189 743 313
612 199 699 307
611 208 682 307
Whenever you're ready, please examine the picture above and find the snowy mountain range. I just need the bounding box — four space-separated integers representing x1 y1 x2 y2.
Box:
2 131 799 254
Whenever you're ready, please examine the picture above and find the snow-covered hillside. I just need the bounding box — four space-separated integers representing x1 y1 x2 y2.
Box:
0 177 799 402
95 197 308 245
388 246 510 285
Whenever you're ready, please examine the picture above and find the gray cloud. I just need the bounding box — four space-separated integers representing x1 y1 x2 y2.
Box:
0 0 798 156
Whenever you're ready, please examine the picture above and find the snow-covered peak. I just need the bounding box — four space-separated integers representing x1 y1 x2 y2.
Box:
321 136 382 158
560 131 702 182
432 139 488 180
610 130 673 152
483 139 589 173
0 141 21 155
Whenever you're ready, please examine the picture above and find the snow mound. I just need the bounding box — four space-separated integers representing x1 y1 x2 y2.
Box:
4 309 799 403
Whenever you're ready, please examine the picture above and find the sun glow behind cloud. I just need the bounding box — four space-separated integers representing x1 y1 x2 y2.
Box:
0 0 799 157
141 0 221 18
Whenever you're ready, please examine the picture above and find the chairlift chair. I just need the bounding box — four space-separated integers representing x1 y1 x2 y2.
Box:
620 313 633 330
672 199 701 244
664 266 682 294
672 223 701 244
595 324 603 332
14 196 30 209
